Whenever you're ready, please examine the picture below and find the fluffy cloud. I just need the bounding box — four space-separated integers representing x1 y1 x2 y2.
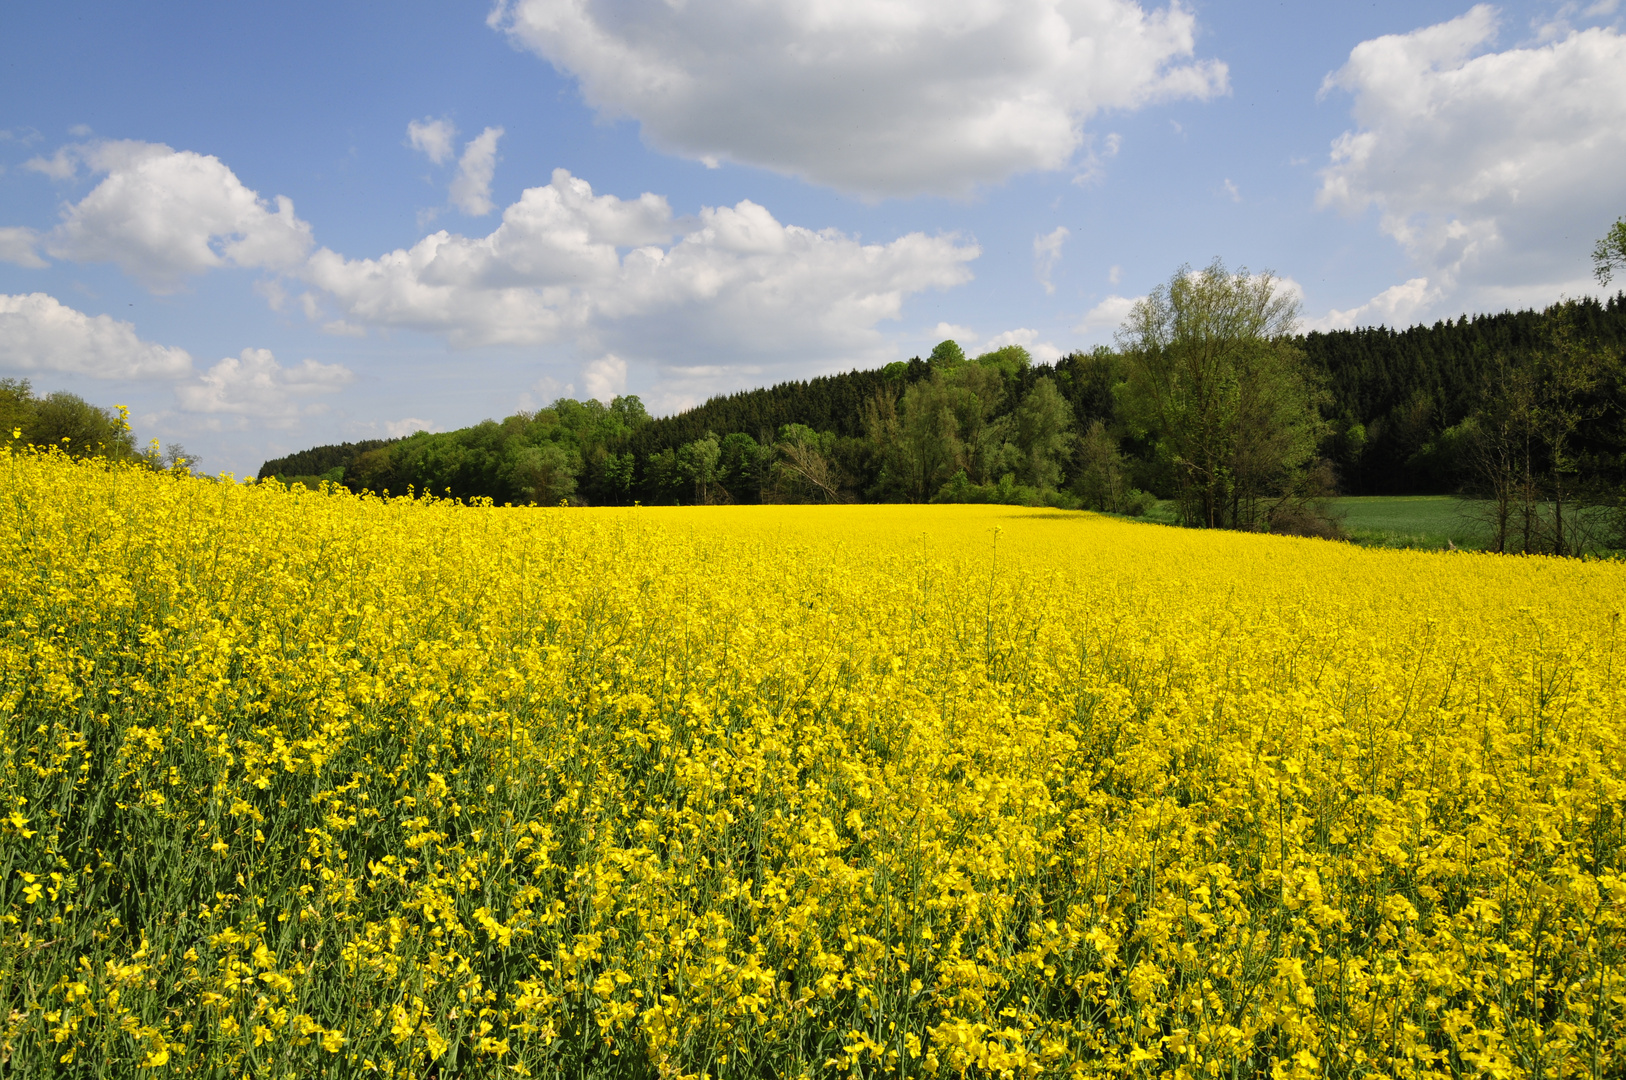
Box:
302 168 979 369
385 417 438 437
449 127 504 216
175 348 354 425
408 117 459 165
1073 294 1140 336
0 292 194 379
1307 278 1442 332
582 354 627 402
489 0 1227 197
1318 6 1626 313
0 227 46 268
981 327 1062 363
1033 226 1069 295
14 139 980 392
931 322 979 345
28 141 314 292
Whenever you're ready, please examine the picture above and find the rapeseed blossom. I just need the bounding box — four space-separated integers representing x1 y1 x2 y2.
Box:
0 445 1623 1078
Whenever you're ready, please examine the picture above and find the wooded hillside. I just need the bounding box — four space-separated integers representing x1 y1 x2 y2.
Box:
258 294 1626 520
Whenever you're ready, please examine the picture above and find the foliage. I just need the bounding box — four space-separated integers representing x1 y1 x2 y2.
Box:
258 439 397 482
1595 216 1626 286
4 450 1626 1078
1442 312 1624 554
1302 294 1626 496
927 339 967 368
927 470 1073 508
629 368 919 458
860 353 1065 502
1007 377 1073 491
1072 420 1150 515
1116 261 1328 529
1 379 139 462
333 396 652 505
258 294 1626 537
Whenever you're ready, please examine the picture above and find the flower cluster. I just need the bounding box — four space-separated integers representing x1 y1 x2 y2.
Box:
1 445 1623 1078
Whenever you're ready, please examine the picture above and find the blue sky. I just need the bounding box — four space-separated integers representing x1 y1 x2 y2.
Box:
3 0 1623 475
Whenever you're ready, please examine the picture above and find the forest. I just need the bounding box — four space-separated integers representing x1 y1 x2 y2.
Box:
258 285 1626 552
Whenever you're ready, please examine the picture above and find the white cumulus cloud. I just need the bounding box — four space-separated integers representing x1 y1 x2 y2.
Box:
1307 278 1443 332
27 140 314 292
1033 226 1069 295
930 322 979 345
981 327 1062 363
1073 294 1140 336
385 417 438 437
301 167 979 374
14 138 981 401
175 348 354 425
449 127 504 216
582 354 627 402
489 0 1228 197
1318 6 1626 314
0 227 46 268
24 146 78 180
407 117 459 165
0 292 194 379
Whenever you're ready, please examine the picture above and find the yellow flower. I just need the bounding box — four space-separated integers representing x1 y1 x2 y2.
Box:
2 449 1624 1079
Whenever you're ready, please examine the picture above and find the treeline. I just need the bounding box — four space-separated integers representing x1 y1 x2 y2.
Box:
1305 297 1626 495
259 289 1626 548
1 379 194 470
261 343 1103 509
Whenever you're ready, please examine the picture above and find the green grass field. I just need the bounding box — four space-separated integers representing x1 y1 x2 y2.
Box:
1137 494 1617 553
1138 495 1480 548
1328 495 1489 550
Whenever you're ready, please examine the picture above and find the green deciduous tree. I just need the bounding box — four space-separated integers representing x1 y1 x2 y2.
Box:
1116 260 1328 529
508 443 579 505
1009 376 1073 491
1458 319 1616 555
2 380 139 461
769 424 842 502
599 452 636 500
890 376 962 500
1073 420 1128 512
1595 216 1626 285
927 339 966 368
678 433 722 503
971 344 1031 381
0 379 34 442
718 432 766 501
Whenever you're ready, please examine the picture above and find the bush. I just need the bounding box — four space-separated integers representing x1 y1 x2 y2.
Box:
1267 501 1347 540
931 471 1053 507
1122 488 1157 517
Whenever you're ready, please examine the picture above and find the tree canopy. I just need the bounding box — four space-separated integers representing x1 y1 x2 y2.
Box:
1115 261 1326 529
256 289 1626 547
2 379 140 462
1596 217 1626 286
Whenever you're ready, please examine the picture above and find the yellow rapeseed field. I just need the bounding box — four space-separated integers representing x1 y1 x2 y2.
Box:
1 446 1624 1079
